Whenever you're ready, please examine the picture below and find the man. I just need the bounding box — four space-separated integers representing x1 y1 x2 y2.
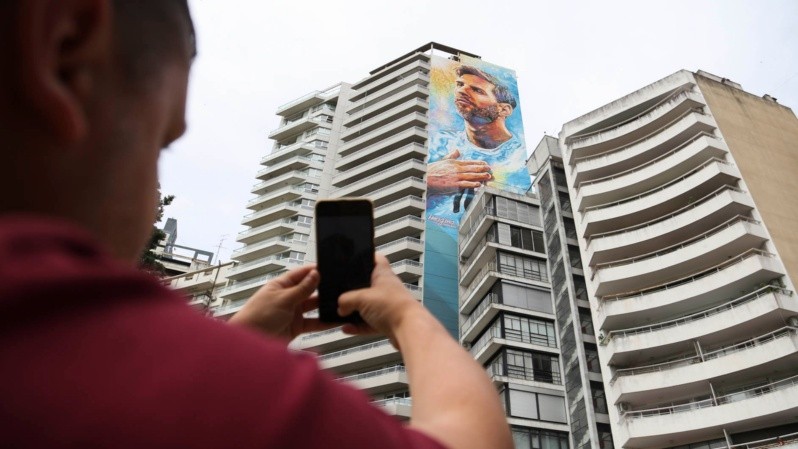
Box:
0 2 512 449
427 65 530 215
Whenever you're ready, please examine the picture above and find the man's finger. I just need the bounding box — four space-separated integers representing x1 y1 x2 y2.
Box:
341 322 376 335
270 264 316 288
442 149 461 160
290 269 319 300
300 296 319 313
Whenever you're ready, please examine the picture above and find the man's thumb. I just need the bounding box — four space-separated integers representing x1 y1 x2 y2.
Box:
337 290 361 317
443 149 461 160
293 270 319 298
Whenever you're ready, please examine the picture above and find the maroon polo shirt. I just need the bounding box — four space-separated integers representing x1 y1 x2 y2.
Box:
0 216 445 449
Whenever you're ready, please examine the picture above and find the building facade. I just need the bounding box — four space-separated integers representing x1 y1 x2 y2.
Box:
559 70 798 449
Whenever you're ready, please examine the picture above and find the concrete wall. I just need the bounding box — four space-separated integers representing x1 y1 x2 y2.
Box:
696 74 798 289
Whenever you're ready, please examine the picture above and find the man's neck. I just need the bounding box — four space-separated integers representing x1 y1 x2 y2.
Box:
465 121 513 149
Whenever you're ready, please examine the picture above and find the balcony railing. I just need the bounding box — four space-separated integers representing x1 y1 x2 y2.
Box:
623 373 798 420
611 326 798 382
459 206 497 245
375 214 424 232
729 432 798 449
460 293 500 335
592 215 759 273
486 356 562 385
374 195 424 214
390 259 423 270
586 185 744 246
584 157 730 213
603 285 790 343
362 176 426 202
218 271 285 296
375 237 423 253
576 131 717 189
461 261 550 303
237 218 311 239
333 159 426 194
317 339 392 361
338 365 406 383
372 397 412 407
600 248 775 302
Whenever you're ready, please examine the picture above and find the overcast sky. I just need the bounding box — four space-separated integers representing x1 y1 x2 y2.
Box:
159 0 798 263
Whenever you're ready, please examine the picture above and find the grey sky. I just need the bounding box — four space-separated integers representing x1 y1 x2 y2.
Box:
159 0 798 263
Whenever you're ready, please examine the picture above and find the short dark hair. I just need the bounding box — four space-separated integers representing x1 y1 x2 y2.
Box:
456 65 517 109
112 0 195 84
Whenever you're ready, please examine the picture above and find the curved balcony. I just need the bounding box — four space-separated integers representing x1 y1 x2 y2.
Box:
228 247 307 280
251 170 320 196
317 339 400 373
335 159 426 198
246 185 315 212
255 155 322 180
231 233 296 262
374 195 425 225
336 113 427 156
376 237 424 262
591 216 767 296
338 365 409 395
597 249 784 330
575 134 726 211
240 202 313 228
390 259 423 282
340 97 427 142
236 218 310 246
268 113 331 142
375 214 424 245
217 267 298 302
261 141 318 166
275 85 338 117
372 397 412 420
581 158 740 237
620 374 798 449
567 89 704 159
603 287 796 366
293 327 374 353
333 143 426 188
586 186 754 266
572 114 717 186
611 327 798 406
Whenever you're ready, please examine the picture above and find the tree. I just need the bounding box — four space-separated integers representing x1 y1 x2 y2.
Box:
139 190 175 274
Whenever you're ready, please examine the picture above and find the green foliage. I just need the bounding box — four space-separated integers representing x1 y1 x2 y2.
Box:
139 190 174 275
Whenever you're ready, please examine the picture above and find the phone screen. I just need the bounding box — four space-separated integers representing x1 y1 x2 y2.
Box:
315 200 375 323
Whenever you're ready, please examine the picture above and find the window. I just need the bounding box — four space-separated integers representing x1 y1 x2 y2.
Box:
503 314 557 348
512 427 569 449
538 394 568 423
501 282 553 314
585 348 601 373
495 197 541 226
499 348 561 384
504 388 567 423
592 385 609 415
498 252 549 283
496 223 546 253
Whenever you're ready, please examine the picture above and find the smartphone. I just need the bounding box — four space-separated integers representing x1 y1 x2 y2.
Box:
315 199 375 323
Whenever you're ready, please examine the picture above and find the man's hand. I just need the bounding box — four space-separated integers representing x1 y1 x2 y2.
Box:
337 254 426 348
228 265 337 341
427 149 492 195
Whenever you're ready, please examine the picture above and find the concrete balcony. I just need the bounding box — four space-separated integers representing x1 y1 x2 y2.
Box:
231 233 294 262
217 267 299 302
318 339 400 373
597 250 784 330
459 261 550 315
236 218 310 246
389 259 423 282
458 206 498 258
347 71 429 116
571 114 716 186
275 85 339 117
228 245 308 280
575 134 727 211
348 57 430 103
345 84 430 128
336 114 427 157
592 217 768 297
241 202 313 228
581 158 740 237
469 321 559 365
268 114 331 142
255 155 322 180
586 186 754 266
245 185 316 212
620 374 798 449
604 288 797 366
459 294 556 347
375 214 425 246
261 141 318 166
251 170 319 196
334 159 427 198
611 327 798 407
340 97 427 142
376 237 424 262
338 366 409 395
364 177 426 207
459 236 545 288
374 195 425 226
334 143 427 189
372 397 412 420
294 327 376 353
566 90 704 162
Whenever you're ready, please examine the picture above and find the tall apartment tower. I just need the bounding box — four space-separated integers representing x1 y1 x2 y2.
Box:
528 136 615 449
559 70 798 449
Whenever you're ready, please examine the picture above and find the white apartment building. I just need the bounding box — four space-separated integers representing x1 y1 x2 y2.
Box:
559 70 798 449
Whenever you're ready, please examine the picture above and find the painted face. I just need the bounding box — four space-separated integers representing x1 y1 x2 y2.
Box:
454 74 501 124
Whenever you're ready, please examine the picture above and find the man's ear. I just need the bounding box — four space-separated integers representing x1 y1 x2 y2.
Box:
497 103 513 118
14 0 112 144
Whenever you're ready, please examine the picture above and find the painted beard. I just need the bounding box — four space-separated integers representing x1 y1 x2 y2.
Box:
456 102 501 125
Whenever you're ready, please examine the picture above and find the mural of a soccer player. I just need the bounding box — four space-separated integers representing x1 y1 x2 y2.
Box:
426 63 531 230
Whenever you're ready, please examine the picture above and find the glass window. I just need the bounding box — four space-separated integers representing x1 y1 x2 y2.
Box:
538 394 567 423
501 282 553 314
509 389 538 420
495 197 541 227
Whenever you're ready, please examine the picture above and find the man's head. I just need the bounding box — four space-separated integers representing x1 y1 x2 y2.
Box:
454 65 516 125
0 0 195 263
